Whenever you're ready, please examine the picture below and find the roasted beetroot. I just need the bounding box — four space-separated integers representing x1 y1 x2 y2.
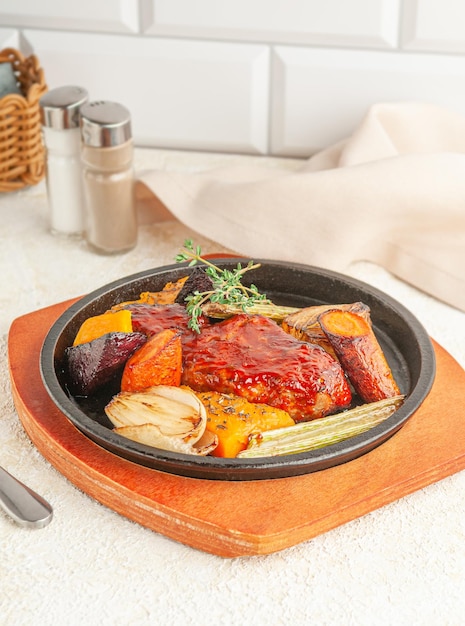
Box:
174 266 214 306
65 332 147 396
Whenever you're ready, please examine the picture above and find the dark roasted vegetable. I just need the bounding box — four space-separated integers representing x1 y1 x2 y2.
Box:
65 332 147 396
174 266 214 306
318 309 401 403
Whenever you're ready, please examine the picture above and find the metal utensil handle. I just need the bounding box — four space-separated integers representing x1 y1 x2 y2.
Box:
0 466 53 528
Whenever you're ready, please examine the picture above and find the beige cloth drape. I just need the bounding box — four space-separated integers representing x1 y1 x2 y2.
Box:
140 102 465 312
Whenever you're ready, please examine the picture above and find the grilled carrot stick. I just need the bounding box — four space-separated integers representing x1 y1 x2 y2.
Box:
318 309 401 403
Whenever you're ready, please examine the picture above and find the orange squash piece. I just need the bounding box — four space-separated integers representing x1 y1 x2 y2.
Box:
111 277 189 310
197 391 295 458
73 309 133 346
121 328 182 392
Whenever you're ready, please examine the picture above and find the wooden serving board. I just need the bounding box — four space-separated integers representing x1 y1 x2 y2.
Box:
7 300 465 558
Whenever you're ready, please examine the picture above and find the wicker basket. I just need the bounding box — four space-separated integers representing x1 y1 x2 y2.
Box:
0 48 47 192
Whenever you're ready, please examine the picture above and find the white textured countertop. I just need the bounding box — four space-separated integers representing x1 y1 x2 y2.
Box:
1 148 465 625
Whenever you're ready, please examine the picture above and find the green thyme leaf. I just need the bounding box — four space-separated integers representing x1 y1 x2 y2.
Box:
175 239 271 332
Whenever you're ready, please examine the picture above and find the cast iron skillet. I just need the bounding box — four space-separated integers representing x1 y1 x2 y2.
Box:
40 259 436 481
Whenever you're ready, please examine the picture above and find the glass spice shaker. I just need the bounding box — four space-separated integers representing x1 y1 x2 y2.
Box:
79 101 137 254
39 85 89 237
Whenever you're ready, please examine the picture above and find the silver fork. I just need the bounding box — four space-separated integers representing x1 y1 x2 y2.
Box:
0 466 53 528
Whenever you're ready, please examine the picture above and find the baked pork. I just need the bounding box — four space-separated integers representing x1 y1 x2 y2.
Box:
181 314 352 422
126 304 352 421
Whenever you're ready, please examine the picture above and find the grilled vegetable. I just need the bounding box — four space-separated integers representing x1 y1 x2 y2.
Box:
66 332 147 396
200 301 298 322
282 302 371 355
73 309 133 346
238 395 405 458
65 241 408 461
318 309 401 403
111 277 189 310
121 328 182 392
174 266 215 306
197 391 295 458
105 385 217 455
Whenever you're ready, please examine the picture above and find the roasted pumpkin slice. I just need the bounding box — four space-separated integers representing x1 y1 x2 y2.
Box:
197 391 295 458
73 309 133 346
121 328 182 392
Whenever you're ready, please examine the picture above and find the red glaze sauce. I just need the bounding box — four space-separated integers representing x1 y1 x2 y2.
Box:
126 303 209 338
123 305 352 421
181 314 352 422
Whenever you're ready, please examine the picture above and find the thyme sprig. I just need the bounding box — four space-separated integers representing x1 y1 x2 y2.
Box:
175 240 271 332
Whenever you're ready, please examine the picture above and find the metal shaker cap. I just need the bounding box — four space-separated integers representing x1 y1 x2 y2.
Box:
40 86 89 130
79 101 132 148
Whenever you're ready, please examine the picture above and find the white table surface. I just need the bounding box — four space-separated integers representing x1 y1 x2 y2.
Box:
1 148 465 626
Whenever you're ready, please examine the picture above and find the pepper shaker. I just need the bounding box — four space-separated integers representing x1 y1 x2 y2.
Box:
40 86 89 236
80 101 137 254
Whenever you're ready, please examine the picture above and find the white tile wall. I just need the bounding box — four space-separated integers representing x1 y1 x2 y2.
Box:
2 1 465 156
0 0 141 34
0 29 20 50
23 30 269 154
402 0 465 53
272 46 465 156
144 0 400 49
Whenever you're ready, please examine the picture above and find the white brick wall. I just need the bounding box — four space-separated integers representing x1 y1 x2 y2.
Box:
402 0 465 53
144 0 400 48
2 0 465 156
272 46 465 156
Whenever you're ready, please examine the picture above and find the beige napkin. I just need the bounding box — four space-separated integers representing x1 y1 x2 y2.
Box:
139 102 465 312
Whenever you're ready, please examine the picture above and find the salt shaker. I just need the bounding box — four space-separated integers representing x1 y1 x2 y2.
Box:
40 86 89 236
79 101 137 254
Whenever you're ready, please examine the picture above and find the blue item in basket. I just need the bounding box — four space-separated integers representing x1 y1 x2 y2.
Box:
0 62 21 99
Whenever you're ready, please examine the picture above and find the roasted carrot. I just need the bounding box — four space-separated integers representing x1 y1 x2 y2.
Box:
318 309 401 403
121 328 182 392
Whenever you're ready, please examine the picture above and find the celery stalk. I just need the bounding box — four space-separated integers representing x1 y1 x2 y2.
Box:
237 395 405 458
201 301 300 322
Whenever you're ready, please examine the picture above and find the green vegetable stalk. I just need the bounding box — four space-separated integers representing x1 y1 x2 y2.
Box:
237 395 405 458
